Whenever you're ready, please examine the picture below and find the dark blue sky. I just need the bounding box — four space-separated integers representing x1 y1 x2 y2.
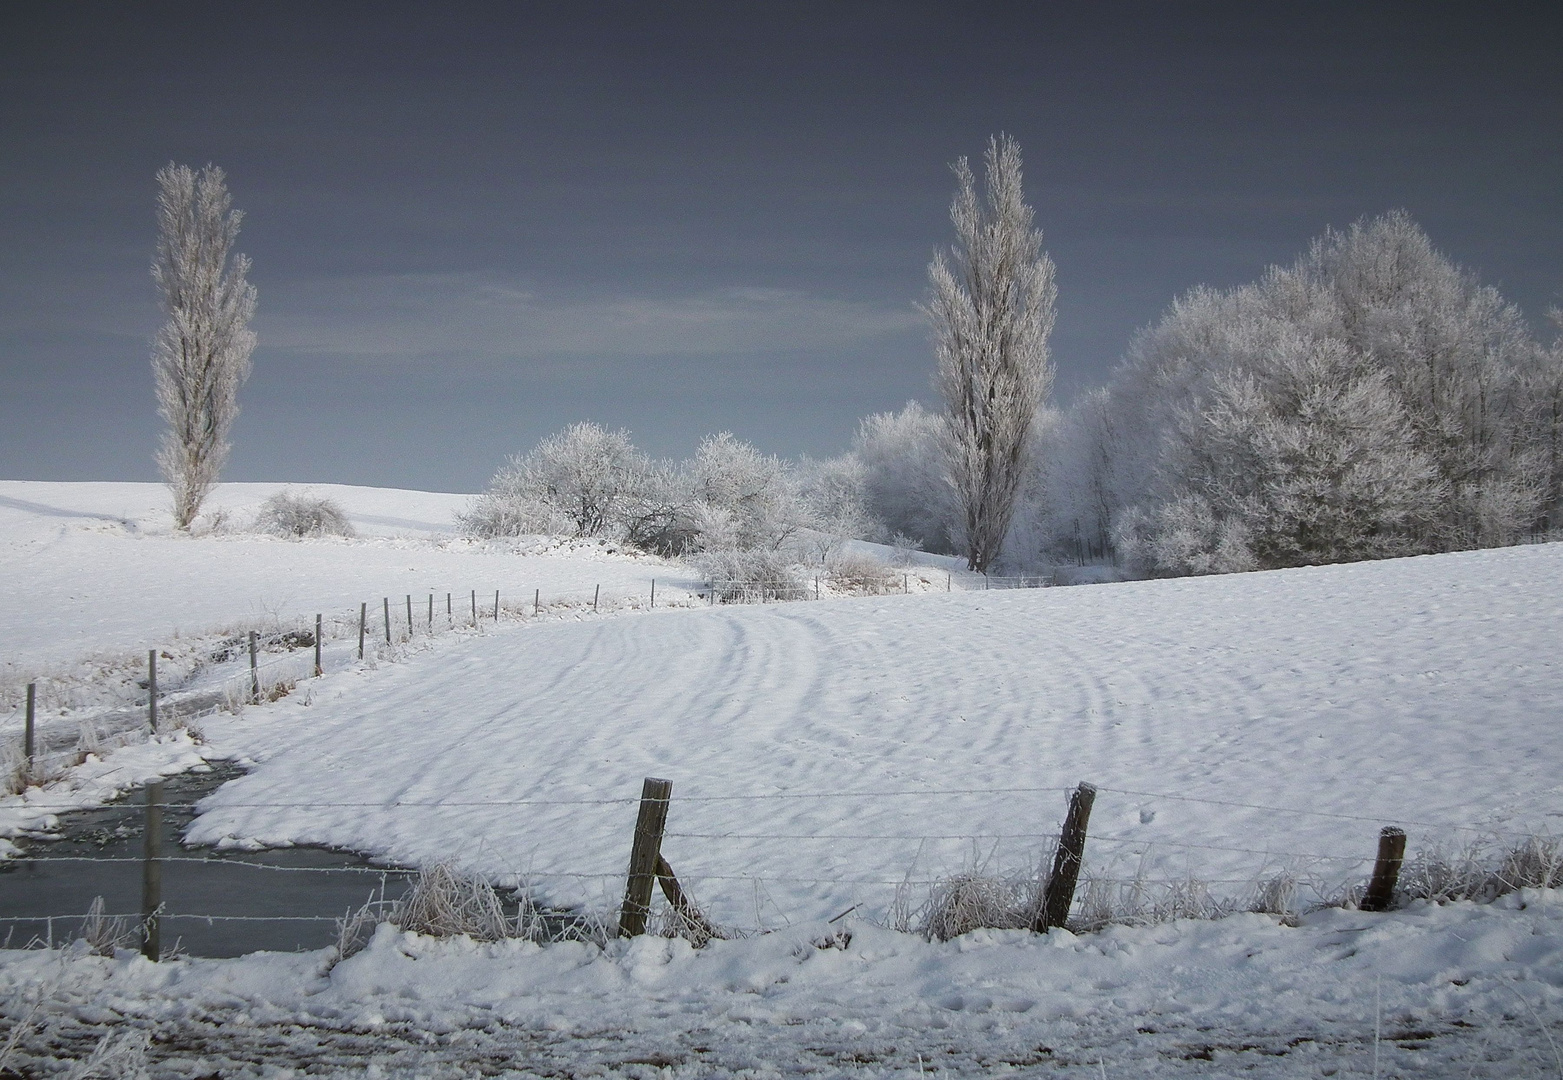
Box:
3 2 1559 490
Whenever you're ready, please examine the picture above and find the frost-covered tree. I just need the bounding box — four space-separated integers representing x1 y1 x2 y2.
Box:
687 432 805 553
462 422 648 538
1057 211 1548 576
150 163 257 529
924 134 1058 572
852 402 957 553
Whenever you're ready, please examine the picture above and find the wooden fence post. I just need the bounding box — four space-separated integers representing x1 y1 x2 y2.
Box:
248 631 260 703
384 597 392 643
534 588 540 615
593 584 600 612
446 592 452 622
1037 782 1096 932
148 650 159 733
314 614 323 676
619 777 673 937
471 589 477 625
406 594 414 638
1362 827 1407 912
141 780 163 961
358 602 367 660
495 590 500 621
650 579 656 609
24 683 35 780
428 594 433 630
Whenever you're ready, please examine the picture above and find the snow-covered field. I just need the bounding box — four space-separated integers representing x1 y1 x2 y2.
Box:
0 480 698 679
175 541 1563 927
2 483 1562 1075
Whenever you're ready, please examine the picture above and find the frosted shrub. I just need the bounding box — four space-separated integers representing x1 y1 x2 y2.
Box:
916 873 1042 941
256 491 354 538
855 402 957 553
825 550 895 594
462 422 647 539
699 548 807 602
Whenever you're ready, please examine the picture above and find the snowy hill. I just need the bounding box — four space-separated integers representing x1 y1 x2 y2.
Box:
0 481 696 680
175 540 1563 928
3 485 1561 1073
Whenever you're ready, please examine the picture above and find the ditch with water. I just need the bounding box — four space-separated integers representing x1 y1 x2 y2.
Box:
0 762 418 957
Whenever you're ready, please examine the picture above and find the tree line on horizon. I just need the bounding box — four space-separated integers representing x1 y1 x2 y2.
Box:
149 143 1563 581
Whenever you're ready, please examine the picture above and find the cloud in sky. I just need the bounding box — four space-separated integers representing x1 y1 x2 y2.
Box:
259 275 923 362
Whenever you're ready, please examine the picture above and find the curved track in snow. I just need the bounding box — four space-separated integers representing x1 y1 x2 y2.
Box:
188 542 1563 926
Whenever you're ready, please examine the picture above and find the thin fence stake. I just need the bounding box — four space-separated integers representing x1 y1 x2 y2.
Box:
619 776 673 937
428 594 433 630
148 649 159 733
709 581 716 605
383 598 391 644
650 579 656 609
815 576 820 600
904 573 909 594
1038 782 1096 931
141 780 163 961
594 584 600 612
1362 827 1407 912
534 588 540 615
248 631 260 703
406 594 414 638
24 683 35 780
495 590 500 621
947 572 951 592
358 602 367 660
471 589 477 626
314 614 323 676
446 592 452 622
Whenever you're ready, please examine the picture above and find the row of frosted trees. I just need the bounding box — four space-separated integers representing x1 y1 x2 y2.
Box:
1032 211 1563 576
468 159 1563 580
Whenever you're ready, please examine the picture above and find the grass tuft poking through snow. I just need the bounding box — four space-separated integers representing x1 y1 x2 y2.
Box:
912 872 1044 941
60 1028 150 1080
1398 835 1563 905
76 896 136 957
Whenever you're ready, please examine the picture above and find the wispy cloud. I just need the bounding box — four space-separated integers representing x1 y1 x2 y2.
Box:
257 273 922 360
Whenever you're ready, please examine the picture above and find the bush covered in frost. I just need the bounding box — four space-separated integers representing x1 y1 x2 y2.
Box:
256 490 354 538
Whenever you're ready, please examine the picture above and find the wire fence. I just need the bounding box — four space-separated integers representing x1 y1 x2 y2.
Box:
5 772 1550 956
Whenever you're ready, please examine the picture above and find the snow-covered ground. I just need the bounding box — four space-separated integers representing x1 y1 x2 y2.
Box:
3 483 1562 1074
1 897 1560 1077
165 541 1563 929
0 481 698 680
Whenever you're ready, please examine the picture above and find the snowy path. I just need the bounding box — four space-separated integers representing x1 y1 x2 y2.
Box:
188 542 1563 926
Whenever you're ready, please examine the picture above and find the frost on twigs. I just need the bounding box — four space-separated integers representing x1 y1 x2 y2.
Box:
77 895 135 957
255 490 355 538
336 864 617 962
61 1028 150 1080
903 872 1045 942
1397 836 1563 905
824 550 896 595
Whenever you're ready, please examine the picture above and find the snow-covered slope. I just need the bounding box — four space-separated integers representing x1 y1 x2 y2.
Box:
0 481 696 676
180 541 1563 928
